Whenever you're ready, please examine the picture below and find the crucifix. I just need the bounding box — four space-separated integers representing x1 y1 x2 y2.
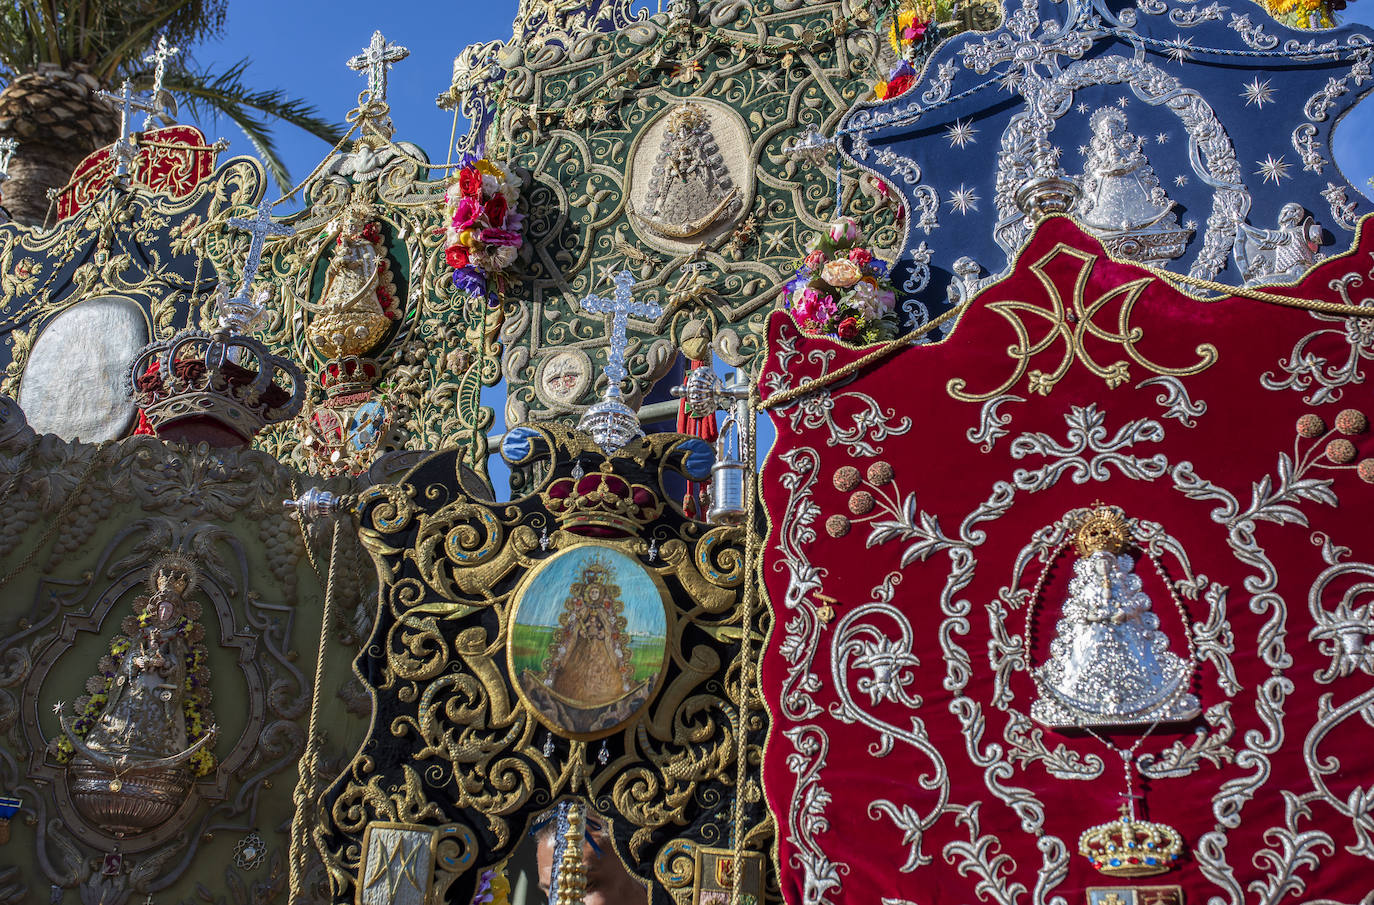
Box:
579 270 662 398
142 35 181 129
220 198 294 333
97 80 158 178
347 31 409 109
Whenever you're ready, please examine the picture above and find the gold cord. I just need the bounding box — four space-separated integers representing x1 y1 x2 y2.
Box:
759 301 968 410
1147 266 1374 316
730 383 762 905
288 518 342 903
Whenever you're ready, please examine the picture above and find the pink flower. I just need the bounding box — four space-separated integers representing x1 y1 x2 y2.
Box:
903 21 928 41
452 197 482 230
479 228 522 247
875 288 896 312
816 295 838 323
848 247 873 266
828 217 860 244
792 288 820 323
804 250 827 270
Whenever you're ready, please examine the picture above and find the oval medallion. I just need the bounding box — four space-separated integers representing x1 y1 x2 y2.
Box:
508 544 668 739
19 296 147 441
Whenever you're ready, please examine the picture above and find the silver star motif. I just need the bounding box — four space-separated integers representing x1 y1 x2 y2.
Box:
1156 132 1169 144
1078 144 1090 156
1076 102 1090 115
945 119 979 149
1116 96 1130 109
1256 154 1292 186
1165 35 1195 64
1241 77 1276 109
52 701 65 714
1174 174 1189 187
998 69 1021 93
1185 219 1198 230
948 184 980 215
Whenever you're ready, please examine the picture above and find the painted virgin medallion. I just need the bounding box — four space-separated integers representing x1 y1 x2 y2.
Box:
508 545 668 738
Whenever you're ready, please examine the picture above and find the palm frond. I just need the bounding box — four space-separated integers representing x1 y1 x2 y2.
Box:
162 61 346 193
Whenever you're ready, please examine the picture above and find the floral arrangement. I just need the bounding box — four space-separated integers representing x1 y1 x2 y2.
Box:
444 157 525 301
873 1 940 100
1262 0 1334 29
469 865 511 905
53 596 217 778
782 218 899 344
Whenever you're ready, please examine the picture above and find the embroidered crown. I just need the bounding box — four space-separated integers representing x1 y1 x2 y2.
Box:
541 461 664 536
1078 816 1184 878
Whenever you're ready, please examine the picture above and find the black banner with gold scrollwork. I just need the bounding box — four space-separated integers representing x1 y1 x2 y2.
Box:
321 423 772 905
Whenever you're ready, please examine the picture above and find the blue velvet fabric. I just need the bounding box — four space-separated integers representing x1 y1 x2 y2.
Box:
844 0 1374 331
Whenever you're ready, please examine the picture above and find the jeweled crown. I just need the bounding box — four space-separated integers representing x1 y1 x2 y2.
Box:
1078 816 1183 878
540 461 664 536
130 330 305 446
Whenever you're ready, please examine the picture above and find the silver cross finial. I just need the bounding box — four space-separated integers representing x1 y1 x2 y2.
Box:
0 138 17 182
579 271 662 394
144 35 181 100
220 198 293 333
96 80 158 177
347 30 409 107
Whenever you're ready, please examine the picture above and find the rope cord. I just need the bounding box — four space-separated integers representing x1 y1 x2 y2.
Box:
729 382 761 904
759 300 968 410
288 518 342 904
1148 266 1374 315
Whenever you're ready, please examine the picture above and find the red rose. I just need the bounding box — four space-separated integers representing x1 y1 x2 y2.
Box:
484 194 509 228
886 73 914 98
837 317 859 340
848 247 873 266
457 167 484 199
446 245 470 269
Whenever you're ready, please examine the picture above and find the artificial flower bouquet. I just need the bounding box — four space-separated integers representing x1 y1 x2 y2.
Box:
783 217 900 344
873 0 943 100
443 157 525 300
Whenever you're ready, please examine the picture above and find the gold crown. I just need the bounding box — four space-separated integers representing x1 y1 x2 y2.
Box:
540 461 665 536
1078 816 1183 878
1075 505 1131 557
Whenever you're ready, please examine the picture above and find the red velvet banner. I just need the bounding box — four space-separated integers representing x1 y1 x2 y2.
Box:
760 216 1374 904
58 125 217 221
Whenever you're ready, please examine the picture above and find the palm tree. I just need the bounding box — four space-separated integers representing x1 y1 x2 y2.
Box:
0 0 344 225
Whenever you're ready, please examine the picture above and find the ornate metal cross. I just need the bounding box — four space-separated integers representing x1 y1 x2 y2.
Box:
347 31 409 107
144 35 180 100
579 270 662 394
221 198 293 332
97 80 158 177
0 138 17 182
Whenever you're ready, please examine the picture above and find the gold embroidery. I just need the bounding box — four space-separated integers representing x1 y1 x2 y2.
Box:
947 243 1218 401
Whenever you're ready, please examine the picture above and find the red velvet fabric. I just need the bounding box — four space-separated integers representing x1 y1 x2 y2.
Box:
58 126 216 220
759 216 1374 903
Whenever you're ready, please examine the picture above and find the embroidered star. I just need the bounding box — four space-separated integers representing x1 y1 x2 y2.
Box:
1078 144 1090 156
945 119 978 149
1174 174 1189 187
1116 96 1130 109
764 228 789 253
948 184 979 214
52 701 65 714
1241 77 1276 108
997 69 1021 93
1156 132 1169 144
1076 102 1090 115
758 69 781 91
1256 153 1292 186
1185 219 1198 230
1165 35 1195 64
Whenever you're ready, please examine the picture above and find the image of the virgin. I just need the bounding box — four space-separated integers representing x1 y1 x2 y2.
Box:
510 548 666 736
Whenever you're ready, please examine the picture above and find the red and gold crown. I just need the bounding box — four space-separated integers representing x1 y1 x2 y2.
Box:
1079 817 1183 878
540 461 664 536
317 355 380 398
